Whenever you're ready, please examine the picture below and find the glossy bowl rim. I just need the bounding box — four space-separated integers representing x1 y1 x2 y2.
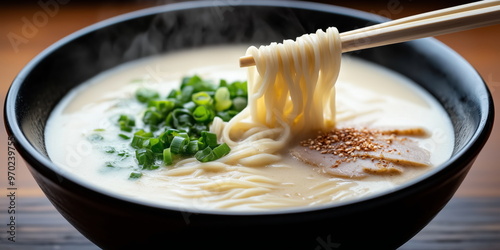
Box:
4 0 495 216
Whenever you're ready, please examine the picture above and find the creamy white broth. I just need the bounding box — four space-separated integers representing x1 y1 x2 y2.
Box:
45 45 454 211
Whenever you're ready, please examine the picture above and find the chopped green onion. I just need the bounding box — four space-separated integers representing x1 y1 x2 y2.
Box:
192 92 213 106
135 148 155 169
142 109 163 126
183 101 197 112
179 85 194 103
190 123 208 137
170 136 189 154
193 106 213 123
148 138 164 154
194 143 230 162
176 132 189 139
186 140 199 155
142 109 162 125
165 112 173 127
181 75 203 89
201 131 218 148
181 75 216 92
129 171 143 179
148 100 175 114
194 146 215 163
131 136 145 149
158 131 171 147
217 110 239 122
136 88 159 103
218 79 229 88
167 89 180 99
229 81 248 98
214 87 232 111
135 148 152 164
171 109 194 130
232 97 247 112
118 134 131 140
118 114 135 132
104 146 116 154
212 143 230 158
117 150 130 158
120 126 133 133
97 76 249 176
105 161 115 168
131 130 153 149
163 148 173 165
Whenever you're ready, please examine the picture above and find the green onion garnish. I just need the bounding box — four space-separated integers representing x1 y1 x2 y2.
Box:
104 146 116 154
136 148 154 167
118 114 135 132
186 140 199 155
130 130 154 149
163 148 173 166
105 161 116 168
129 171 143 179
136 88 159 103
212 143 231 158
194 146 215 163
170 136 188 154
118 134 131 140
91 75 246 179
214 87 232 111
232 97 247 112
193 106 213 123
192 92 213 106
148 138 164 154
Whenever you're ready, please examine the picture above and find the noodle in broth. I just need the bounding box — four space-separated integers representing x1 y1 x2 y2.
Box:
45 30 453 211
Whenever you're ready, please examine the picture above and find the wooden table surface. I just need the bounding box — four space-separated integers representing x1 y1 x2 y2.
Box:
1 1 499 249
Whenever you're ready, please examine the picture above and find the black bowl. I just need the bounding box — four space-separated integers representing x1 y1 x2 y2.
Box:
4 1 494 249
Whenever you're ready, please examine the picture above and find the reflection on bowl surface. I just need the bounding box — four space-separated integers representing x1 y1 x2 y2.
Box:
4 1 494 249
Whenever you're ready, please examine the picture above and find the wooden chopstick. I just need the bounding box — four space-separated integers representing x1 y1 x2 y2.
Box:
340 0 499 37
239 0 500 67
341 2 500 52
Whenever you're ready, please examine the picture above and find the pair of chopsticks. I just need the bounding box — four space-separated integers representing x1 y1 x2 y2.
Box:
239 0 500 67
